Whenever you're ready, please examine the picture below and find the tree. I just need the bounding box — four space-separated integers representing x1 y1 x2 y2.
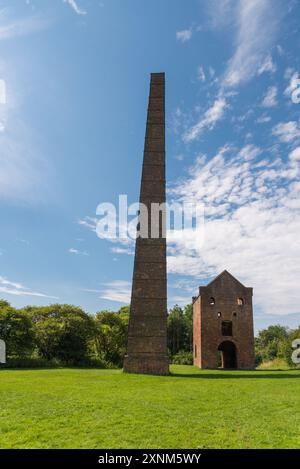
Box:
0 299 10 308
183 304 193 352
255 325 290 363
281 326 300 367
167 305 185 355
0 302 35 358
24 304 95 363
93 309 129 366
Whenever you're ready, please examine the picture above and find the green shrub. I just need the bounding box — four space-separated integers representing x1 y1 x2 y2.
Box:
171 350 193 365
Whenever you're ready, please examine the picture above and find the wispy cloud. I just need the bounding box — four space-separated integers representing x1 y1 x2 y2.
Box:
0 276 58 299
176 28 192 43
64 0 87 16
256 115 271 124
257 55 277 75
261 86 278 108
84 280 131 304
68 248 89 256
78 217 97 231
0 79 6 105
100 280 131 303
222 0 280 87
110 246 134 256
184 97 227 142
197 66 206 82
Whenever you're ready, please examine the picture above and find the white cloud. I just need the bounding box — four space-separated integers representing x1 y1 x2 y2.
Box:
272 121 300 143
197 66 206 82
0 79 6 104
99 280 131 303
289 146 300 162
257 55 277 75
276 44 284 56
0 276 58 299
222 0 280 87
176 28 192 42
78 214 135 248
64 0 87 15
284 70 300 99
78 217 97 231
184 97 227 142
261 86 278 108
256 115 271 124
110 246 134 255
205 0 236 30
169 142 300 315
68 248 89 256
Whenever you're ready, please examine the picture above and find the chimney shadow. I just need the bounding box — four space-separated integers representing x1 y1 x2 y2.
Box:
170 369 300 379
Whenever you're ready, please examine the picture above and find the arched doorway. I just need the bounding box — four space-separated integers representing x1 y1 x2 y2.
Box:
218 341 237 369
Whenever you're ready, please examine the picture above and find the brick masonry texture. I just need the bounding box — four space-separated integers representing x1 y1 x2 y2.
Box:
123 73 169 376
193 270 255 370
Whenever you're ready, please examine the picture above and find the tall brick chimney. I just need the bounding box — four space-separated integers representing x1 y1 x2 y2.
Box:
123 73 169 375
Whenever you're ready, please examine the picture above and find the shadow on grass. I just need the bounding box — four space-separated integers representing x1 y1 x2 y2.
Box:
170 369 300 379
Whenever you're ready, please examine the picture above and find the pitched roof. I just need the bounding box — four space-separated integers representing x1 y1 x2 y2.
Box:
205 270 247 288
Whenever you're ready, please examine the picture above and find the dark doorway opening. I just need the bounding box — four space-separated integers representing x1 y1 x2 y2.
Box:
218 341 237 369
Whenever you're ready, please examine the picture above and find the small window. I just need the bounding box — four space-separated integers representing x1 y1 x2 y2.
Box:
237 297 244 306
217 312 222 318
209 297 215 305
222 321 233 336
233 312 237 317
194 344 197 358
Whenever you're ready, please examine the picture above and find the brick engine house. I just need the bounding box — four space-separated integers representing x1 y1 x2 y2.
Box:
193 270 255 369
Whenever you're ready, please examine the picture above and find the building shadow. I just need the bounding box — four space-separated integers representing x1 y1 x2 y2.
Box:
170 369 300 379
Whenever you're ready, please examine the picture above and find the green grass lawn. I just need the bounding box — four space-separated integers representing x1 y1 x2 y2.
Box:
0 365 299 449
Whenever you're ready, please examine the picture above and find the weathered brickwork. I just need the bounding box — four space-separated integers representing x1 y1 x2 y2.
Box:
123 73 169 375
193 270 255 370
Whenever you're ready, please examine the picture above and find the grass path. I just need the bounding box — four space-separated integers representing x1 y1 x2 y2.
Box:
0 365 299 449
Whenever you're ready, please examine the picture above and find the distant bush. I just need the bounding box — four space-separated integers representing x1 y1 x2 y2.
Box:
257 358 294 370
255 325 300 369
171 350 193 365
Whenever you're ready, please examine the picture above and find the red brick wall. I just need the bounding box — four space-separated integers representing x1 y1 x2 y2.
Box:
193 297 201 368
193 271 255 370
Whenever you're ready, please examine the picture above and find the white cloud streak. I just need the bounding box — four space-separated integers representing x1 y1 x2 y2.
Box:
197 66 206 82
64 0 87 16
68 248 89 256
222 0 280 87
184 98 227 142
176 28 192 42
88 280 131 304
0 276 58 299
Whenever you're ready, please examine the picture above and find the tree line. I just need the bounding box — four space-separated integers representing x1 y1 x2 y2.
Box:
0 299 299 368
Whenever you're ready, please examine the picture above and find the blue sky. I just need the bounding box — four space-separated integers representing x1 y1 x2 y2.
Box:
0 0 300 332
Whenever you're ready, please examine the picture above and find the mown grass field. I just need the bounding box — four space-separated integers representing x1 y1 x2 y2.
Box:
0 365 299 449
